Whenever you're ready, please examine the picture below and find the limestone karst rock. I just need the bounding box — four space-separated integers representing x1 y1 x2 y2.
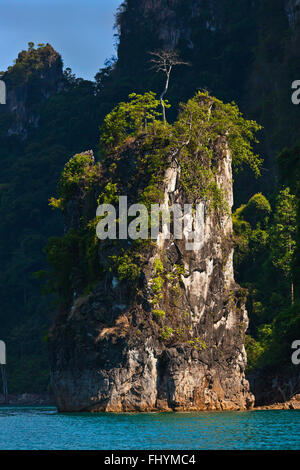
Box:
49 119 255 411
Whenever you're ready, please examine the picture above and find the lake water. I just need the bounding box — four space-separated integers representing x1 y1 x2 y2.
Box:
0 407 299 450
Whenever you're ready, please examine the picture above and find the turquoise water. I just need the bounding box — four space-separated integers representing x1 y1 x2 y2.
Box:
0 407 299 450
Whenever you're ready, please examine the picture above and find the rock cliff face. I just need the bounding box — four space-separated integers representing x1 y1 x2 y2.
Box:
50 128 254 412
116 0 300 197
119 0 299 48
119 0 254 50
0 44 64 137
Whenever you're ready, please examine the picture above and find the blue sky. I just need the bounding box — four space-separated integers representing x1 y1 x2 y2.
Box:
0 0 122 80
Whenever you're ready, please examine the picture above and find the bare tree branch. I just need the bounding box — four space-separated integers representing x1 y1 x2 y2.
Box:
149 50 190 123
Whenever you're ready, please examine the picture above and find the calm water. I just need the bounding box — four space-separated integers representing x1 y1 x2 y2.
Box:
0 407 299 450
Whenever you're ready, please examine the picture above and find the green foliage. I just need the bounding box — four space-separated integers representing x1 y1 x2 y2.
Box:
270 188 296 280
240 193 271 228
174 264 186 277
153 258 164 275
153 309 166 318
245 335 264 372
150 268 165 306
45 222 103 304
174 92 262 208
150 276 164 296
233 192 270 267
235 185 298 372
160 326 174 341
187 337 208 351
139 185 165 207
110 252 141 282
179 91 262 169
100 92 162 153
57 152 101 205
98 182 119 205
246 302 300 371
98 90 262 223
49 197 63 210
277 143 300 299
5 43 63 87
99 91 262 218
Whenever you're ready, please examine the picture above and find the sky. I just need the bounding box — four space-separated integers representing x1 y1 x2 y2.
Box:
0 0 122 80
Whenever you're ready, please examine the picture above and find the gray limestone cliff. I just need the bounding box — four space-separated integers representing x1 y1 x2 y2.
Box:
49 109 255 411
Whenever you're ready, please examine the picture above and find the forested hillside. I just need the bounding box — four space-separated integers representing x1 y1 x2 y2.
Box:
0 0 299 393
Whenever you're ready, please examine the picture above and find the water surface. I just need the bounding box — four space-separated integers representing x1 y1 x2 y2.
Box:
0 407 299 450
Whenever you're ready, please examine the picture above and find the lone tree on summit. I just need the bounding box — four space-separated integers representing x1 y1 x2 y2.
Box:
150 50 189 123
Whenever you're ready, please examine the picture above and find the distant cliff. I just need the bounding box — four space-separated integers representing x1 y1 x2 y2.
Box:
0 44 97 394
115 0 300 194
0 43 64 137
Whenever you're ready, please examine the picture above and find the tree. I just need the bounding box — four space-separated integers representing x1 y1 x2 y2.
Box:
241 193 271 228
100 92 161 152
270 187 297 304
149 50 189 123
